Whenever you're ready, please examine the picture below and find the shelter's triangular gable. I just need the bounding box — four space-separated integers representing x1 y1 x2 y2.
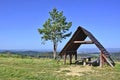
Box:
59 26 109 56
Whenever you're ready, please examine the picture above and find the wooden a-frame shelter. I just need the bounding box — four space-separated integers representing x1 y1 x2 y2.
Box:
59 26 115 67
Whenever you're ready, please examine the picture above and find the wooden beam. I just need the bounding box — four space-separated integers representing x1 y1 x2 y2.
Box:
73 41 94 44
66 51 76 53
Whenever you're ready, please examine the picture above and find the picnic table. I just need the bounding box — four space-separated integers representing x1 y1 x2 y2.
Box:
81 56 92 66
75 56 92 66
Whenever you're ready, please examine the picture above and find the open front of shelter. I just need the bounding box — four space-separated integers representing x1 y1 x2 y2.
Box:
59 26 115 67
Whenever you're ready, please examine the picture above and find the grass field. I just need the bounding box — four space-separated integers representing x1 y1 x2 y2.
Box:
0 56 120 80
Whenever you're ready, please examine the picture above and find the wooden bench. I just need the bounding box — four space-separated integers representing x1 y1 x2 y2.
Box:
87 59 100 66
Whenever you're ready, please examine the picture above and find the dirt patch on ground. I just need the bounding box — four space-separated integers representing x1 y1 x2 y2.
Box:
56 65 94 76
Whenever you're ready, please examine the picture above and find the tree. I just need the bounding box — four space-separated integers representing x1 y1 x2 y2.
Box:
38 8 72 59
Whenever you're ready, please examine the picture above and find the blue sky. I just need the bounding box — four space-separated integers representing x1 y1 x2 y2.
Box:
0 0 120 51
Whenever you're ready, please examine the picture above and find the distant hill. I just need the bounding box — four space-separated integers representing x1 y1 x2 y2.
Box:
0 48 120 56
77 48 120 53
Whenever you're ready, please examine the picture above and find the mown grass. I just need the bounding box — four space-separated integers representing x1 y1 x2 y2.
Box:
0 56 120 80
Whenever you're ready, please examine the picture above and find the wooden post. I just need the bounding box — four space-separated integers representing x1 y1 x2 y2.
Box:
100 51 103 67
64 54 67 64
75 51 77 60
100 51 105 67
69 54 72 65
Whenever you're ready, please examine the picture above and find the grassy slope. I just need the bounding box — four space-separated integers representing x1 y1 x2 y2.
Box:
0 57 120 80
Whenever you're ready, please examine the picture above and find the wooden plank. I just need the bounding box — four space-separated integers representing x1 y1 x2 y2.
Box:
73 41 94 44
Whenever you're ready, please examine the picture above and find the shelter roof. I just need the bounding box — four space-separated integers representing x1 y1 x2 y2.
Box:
59 26 109 56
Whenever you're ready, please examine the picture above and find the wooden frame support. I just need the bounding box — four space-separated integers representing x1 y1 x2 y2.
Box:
100 51 114 67
102 53 114 67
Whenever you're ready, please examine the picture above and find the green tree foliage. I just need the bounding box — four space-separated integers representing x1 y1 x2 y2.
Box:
38 8 72 59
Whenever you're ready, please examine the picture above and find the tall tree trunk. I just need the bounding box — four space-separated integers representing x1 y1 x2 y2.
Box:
53 42 57 59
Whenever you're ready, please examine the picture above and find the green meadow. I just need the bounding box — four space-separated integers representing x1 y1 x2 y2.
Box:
0 55 120 80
